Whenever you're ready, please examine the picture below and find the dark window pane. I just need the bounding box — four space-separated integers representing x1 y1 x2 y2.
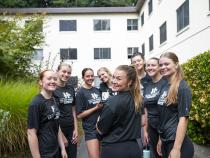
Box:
94 20 110 31
141 43 145 55
94 48 111 59
160 22 167 44
177 0 189 32
141 13 144 26
59 20 76 31
149 35 154 51
127 19 138 30
148 0 153 15
60 48 77 60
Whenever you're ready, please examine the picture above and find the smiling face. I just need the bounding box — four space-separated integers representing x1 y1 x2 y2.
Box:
159 57 178 78
57 65 71 82
131 55 144 72
112 69 131 92
39 70 57 92
98 70 110 83
146 58 160 78
83 69 94 87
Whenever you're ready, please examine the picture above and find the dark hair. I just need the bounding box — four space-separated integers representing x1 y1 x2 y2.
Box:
116 65 142 112
131 52 145 61
82 68 94 78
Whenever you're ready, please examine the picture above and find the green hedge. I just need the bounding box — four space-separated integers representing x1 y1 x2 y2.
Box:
182 50 210 145
0 80 38 156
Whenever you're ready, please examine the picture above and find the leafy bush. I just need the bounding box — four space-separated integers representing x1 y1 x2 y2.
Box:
0 79 38 156
182 50 210 145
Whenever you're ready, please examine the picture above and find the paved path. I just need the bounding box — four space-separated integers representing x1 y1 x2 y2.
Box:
77 136 88 158
77 136 210 158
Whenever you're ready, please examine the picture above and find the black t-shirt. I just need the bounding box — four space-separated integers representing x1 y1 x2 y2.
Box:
99 82 117 103
27 93 60 157
54 85 76 128
97 91 142 144
140 74 152 96
76 86 101 133
157 80 192 142
144 78 167 128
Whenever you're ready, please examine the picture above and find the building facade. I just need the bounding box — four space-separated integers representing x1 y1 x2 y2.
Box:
1 0 210 79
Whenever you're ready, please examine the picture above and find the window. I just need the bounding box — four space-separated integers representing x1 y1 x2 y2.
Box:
59 20 77 31
127 19 138 30
141 12 144 26
127 47 139 58
60 48 77 60
94 19 110 31
160 22 167 44
177 0 189 32
141 43 145 56
149 35 154 51
32 49 43 60
25 20 43 32
209 0 210 11
148 0 153 15
94 48 111 59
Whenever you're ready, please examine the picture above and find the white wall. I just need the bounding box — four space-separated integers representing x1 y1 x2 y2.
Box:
41 13 140 77
138 0 210 63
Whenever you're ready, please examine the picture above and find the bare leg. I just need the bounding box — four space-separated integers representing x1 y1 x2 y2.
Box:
86 139 100 158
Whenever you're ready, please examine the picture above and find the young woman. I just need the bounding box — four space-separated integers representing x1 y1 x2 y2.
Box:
143 57 167 158
54 63 78 158
76 68 102 158
97 65 143 158
130 52 151 95
157 52 194 158
97 67 116 102
27 70 67 158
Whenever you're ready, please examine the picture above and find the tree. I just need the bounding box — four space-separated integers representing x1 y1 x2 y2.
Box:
0 13 45 79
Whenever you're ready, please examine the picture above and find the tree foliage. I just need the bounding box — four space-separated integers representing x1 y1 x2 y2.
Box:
0 0 137 7
182 51 210 145
0 14 45 79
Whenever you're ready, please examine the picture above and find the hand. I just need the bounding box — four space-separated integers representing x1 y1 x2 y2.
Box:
71 129 78 144
62 134 68 147
168 148 180 158
157 138 162 156
143 130 149 145
96 103 103 109
61 148 68 158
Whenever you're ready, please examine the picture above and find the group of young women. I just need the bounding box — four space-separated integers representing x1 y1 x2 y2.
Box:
27 52 194 158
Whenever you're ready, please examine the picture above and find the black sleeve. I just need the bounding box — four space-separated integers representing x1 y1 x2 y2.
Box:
75 90 86 114
27 103 40 130
97 105 115 135
177 80 192 117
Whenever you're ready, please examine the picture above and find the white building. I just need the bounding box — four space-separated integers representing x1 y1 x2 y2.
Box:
1 0 210 79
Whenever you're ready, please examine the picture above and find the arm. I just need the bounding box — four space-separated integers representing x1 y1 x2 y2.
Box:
77 103 103 119
169 117 188 158
27 128 40 158
143 108 149 144
72 106 78 144
58 127 67 158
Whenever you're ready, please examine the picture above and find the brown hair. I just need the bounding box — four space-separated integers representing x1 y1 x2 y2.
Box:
82 68 94 78
160 52 184 105
116 65 142 112
57 63 71 71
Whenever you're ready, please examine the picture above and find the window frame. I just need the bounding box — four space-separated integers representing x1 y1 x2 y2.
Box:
149 35 154 51
127 47 139 59
141 12 144 26
32 49 43 60
159 21 167 44
59 20 77 32
93 19 110 31
94 48 111 59
60 48 77 60
127 19 138 31
148 0 153 15
176 0 189 32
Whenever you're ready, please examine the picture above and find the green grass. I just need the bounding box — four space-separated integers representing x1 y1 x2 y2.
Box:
0 80 38 156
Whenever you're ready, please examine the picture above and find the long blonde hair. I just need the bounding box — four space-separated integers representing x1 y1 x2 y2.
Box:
160 52 184 105
116 65 142 112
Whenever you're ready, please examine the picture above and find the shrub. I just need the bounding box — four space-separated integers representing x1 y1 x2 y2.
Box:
0 79 38 156
182 50 210 145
